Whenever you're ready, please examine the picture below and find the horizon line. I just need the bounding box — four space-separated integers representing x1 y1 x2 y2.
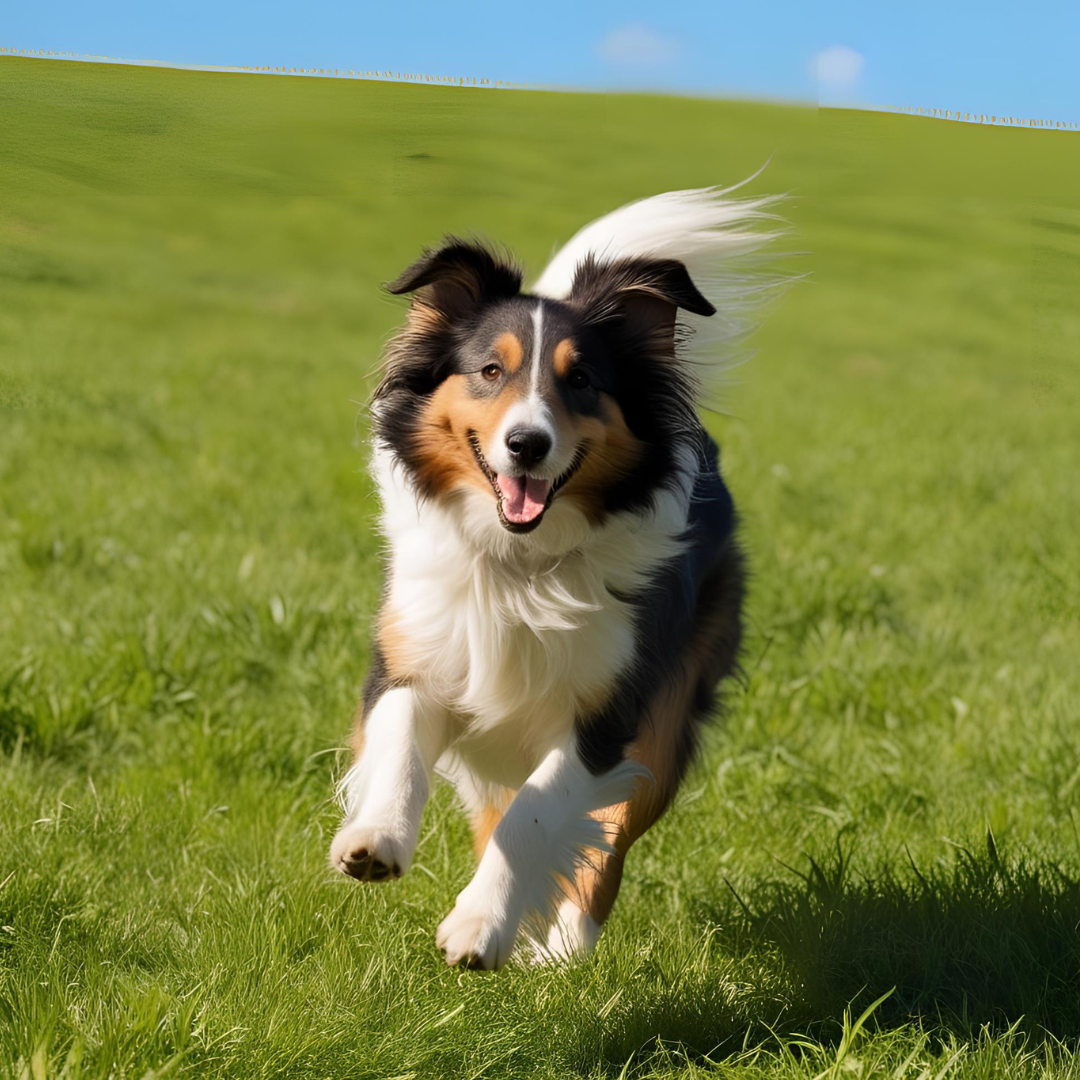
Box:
2 47 1077 134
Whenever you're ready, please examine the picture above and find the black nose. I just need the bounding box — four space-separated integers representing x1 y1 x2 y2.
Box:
505 427 552 469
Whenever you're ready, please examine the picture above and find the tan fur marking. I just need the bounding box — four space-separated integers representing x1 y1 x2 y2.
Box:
469 789 514 860
553 337 578 378
471 805 503 861
412 375 524 499
347 604 421 762
405 300 445 333
559 395 644 525
377 606 414 681
493 332 524 374
348 700 367 760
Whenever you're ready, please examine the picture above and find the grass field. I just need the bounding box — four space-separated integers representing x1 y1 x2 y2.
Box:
2 55 1080 1079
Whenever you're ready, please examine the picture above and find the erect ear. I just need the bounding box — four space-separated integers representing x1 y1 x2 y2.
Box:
568 255 715 349
387 239 522 325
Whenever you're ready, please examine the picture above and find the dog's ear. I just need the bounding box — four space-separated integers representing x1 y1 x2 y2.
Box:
387 240 522 325
375 241 522 401
568 256 714 350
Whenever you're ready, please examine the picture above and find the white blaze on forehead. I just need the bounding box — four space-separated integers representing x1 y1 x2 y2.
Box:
488 300 565 477
488 302 556 477
529 302 545 400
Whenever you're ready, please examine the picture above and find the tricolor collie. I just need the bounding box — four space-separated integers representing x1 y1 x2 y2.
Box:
330 184 779 969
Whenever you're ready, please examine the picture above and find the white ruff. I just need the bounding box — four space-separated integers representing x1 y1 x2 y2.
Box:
373 438 695 794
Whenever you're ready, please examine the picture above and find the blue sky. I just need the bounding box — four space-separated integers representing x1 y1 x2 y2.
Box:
5 0 1079 124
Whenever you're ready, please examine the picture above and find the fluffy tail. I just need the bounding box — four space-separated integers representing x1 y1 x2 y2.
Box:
531 175 787 383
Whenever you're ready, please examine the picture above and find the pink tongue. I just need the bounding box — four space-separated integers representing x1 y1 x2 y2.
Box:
498 474 553 524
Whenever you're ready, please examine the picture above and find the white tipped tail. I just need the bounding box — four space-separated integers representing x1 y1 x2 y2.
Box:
531 178 787 383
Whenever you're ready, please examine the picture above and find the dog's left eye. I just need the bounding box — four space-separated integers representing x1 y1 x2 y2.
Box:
481 364 502 381
567 367 591 390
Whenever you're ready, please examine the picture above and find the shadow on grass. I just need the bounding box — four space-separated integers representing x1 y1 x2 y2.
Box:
580 834 1080 1074
724 833 1080 1036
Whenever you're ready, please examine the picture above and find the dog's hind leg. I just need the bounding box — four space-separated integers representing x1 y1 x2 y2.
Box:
436 741 643 970
540 772 666 961
544 550 746 957
330 685 449 882
543 649 731 957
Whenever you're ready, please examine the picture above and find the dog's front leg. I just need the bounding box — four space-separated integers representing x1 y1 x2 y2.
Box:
330 687 448 881
436 741 641 969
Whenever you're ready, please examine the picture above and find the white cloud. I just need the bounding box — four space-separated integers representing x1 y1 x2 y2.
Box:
598 24 678 67
811 45 865 90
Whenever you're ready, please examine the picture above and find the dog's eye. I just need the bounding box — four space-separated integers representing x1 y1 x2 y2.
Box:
567 367 591 390
481 364 502 381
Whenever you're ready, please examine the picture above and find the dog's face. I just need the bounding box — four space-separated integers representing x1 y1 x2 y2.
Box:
374 241 714 543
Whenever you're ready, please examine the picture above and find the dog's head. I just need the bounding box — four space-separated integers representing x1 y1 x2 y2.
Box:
373 239 714 545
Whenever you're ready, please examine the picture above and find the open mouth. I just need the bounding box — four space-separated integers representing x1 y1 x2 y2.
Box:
467 432 587 534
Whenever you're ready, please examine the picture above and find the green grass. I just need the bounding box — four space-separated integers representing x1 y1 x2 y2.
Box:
2 55 1079 1079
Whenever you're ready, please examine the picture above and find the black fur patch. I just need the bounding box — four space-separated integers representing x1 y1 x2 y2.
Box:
563 255 715 518
386 240 523 307
574 432 746 776
567 254 716 322
359 640 392 722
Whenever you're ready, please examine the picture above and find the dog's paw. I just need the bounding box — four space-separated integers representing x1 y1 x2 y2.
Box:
329 821 413 882
435 890 517 970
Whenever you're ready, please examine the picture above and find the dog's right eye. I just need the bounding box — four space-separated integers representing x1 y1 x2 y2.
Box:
481 364 502 381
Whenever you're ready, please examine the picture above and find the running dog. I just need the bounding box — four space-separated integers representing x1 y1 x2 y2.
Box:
330 183 779 969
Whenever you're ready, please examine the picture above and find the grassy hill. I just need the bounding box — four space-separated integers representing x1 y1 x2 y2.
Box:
1 55 1079 1078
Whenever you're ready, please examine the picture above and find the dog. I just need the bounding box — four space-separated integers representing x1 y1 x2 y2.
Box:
329 183 779 969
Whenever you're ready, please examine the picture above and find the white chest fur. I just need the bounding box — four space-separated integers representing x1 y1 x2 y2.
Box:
372 445 694 786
